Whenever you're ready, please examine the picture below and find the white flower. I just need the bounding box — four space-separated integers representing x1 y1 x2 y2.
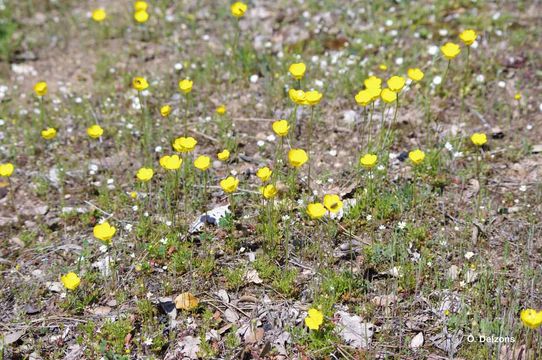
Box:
464 251 475 260
378 224 386 230
476 74 485 83
397 221 407 230
428 45 439 56
250 74 259 83
445 142 454 152
519 185 527 192
366 214 372 221
124 224 133 232
144 338 153 346
99 245 108 253
432 76 442 85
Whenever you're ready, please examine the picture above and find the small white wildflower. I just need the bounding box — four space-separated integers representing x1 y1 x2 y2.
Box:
395 57 403 65
132 205 138 212
250 74 259 83
366 214 372 221
379 224 386 230
464 251 475 260
266 134 276 142
397 221 407 230
144 338 153 346
498 81 506 88
124 224 133 232
155 146 162 153
432 76 442 85
99 245 108 253
519 185 527 192
476 74 485 83
428 45 439 56
377 164 385 171
257 140 265 147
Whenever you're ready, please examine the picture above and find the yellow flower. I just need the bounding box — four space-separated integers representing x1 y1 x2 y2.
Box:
216 105 226 115
179 79 193 94
136 167 154 182
364 76 382 90
355 89 372 107
381 88 397 104
368 86 381 101
92 8 107 22
130 191 138 199
304 308 324 330
256 166 272 182
470 133 487 147
304 90 323 106
87 124 104 139
379 63 388 71
0 163 14 177
306 203 326 220
34 81 48 97
289 62 306 80
440 42 461 60
61 272 81 291
387 76 406 92
323 194 343 213
159 154 182 170
217 149 230 161
514 92 521 101
459 29 477 46
231 2 247 17
160 105 172 117
261 184 278 199
407 68 424 82
194 155 211 171
172 136 197 153
520 309 542 330
288 149 308 168
220 176 239 193
93 221 116 243
409 149 425 165
360 154 377 169
288 89 306 105
134 1 148 11
41 127 57 140
134 9 149 23
272 120 289 137
132 77 149 91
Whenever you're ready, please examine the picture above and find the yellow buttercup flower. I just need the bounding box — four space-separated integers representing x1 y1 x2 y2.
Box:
470 133 487 147
61 272 81 291
130 191 138 199
134 1 148 11
220 176 239 193
381 88 397 104
194 155 211 171
306 203 326 220
272 120 289 137
323 194 343 213
459 29 477 46
41 127 57 140
34 81 48 97
304 90 322 106
514 93 521 101
288 149 308 168
360 154 377 169
179 79 193 94
261 184 278 199
0 163 14 177
304 308 324 330
256 166 272 182
440 42 461 60
132 77 149 91
87 124 104 139
231 2 247 17
93 221 116 243
520 309 542 330
216 105 226 115
355 89 372 107
288 89 306 105
407 68 424 82
409 149 425 165
387 76 406 92
160 105 172 117
136 167 154 182
217 149 230 161
159 154 182 170
379 63 388 71
172 136 197 153
134 9 149 23
92 8 107 22
364 76 382 90
368 86 381 101
289 62 306 80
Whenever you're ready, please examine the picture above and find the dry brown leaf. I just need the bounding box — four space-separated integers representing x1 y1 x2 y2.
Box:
175 292 199 311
